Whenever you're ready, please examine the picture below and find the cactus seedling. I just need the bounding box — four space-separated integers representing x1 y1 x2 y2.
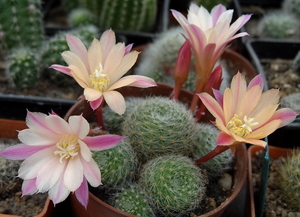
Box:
121 97 198 162
114 185 155 217
138 155 207 216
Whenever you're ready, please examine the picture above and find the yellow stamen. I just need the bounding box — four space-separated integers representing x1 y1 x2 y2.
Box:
54 135 80 163
227 114 258 138
89 63 110 92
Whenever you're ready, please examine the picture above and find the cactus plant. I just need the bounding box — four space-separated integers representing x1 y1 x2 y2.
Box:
280 92 300 115
277 149 300 211
138 154 207 216
194 123 233 179
92 139 139 188
121 97 198 162
135 27 197 92
193 0 231 11
0 0 44 53
63 0 157 32
282 0 300 19
292 50 300 73
257 11 299 39
6 47 40 89
114 185 155 217
68 8 95 27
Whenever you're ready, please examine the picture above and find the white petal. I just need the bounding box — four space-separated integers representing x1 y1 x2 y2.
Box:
48 175 70 205
68 115 89 139
18 129 58 146
64 157 83 191
45 115 73 135
78 140 91 162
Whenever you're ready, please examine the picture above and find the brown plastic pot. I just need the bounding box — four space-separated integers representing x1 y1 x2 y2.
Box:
0 119 54 217
65 82 249 217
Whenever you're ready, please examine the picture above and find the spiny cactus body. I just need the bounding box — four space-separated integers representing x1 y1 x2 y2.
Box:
6 47 40 89
63 0 157 32
278 149 300 211
0 0 44 53
258 11 299 39
139 155 207 216
92 139 138 188
68 8 95 27
194 123 233 179
114 185 155 217
282 0 300 19
193 0 231 11
121 97 197 162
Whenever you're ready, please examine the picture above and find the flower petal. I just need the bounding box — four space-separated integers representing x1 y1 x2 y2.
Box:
0 144 50 160
107 76 137 91
18 129 57 146
103 91 126 115
68 115 89 139
87 38 102 74
78 140 92 162
81 157 101 187
84 87 102 102
64 156 83 191
90 97 103 110
100 29 116 63
216 131 236 146
22 178 38 195
45 115 73 135
49 64 72 76
48 174 70 205
83 135 125 151
270 108 298 128
74 178 89 208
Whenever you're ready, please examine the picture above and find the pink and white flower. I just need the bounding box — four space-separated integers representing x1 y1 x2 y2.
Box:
198 72 298 148
50 29 156 115
0 111 125 208
171 4 251 94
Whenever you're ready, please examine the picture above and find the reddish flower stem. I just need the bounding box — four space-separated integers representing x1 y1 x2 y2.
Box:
195 145 230 166
95 103 105 131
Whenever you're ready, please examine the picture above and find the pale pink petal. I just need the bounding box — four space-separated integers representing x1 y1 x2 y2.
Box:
36 156 65 193
171 9 189 28
216 131 236 146
270 108 298 128
125 43 133 55
107 76 137 91
64 156 83 191
103 91 126 115
103 43 126 78
212 89 223 107
84 87 102 102
45 115 73 135
87 38 102 75
247 119 281 139
125 75 157 88
69 65 90 88
68 115 89 139
198 93 225 123
222 88 234 124
74 178 89 208
48 174 70 205
215 118 230 135
211 4 227 25
248 73 264 89
228 14 252 35
252 104 279 129
78 140 92 162
26 111 58 135
22 178 38 195
19 146 56 179
243 138 267 147
0 144 50 160
81 157 101 187
18 129 58 146
230 72 247 107
237 85 262 116
49 64 72 76
100 29 116 63
66 35 89 71
83 135 125 151
90 97 103 110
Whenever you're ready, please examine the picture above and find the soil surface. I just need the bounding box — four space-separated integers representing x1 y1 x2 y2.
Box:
251 150 300 217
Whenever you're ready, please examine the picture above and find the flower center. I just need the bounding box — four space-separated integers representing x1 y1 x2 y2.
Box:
226 114 259 138
89 63 110 92
54 135 80 163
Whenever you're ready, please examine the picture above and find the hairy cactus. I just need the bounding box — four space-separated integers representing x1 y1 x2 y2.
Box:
0 0 44 53
280 92 300 115
138 155 207 216
194 123 233 179
92 139 138 188
277 149 300 211
63 0 157 32
6 47 40 89
135 27 197 92
121 97 198 162
282 0 300 19
68 8 95 27
258 11 299 39
114 185 155 217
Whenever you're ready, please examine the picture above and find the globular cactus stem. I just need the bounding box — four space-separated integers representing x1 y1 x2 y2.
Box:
282 0 300 19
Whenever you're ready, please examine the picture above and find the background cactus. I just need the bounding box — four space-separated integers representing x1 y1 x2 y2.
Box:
277 149 300 211
282 0 300 19
280 92 300 115
62 0 157 32
292 50 300 73
6 47 40 89
193 0 231 11
92 139 139 188
113 185 155 217
67 8 95 27
0 0 44 53
257 11 299 39
193 123 233 179
138 155 207 216
121 97 198 162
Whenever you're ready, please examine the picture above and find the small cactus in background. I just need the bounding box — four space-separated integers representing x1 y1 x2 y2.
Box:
135 27 197 92
63 0 157 32
121 97 198 162
92 139 139 188
138 155 207 216
0 0 44 53
6 47 40 89
280 92 300 115
257 11 299 39
277 149 300 211
292 50 300 73
282 0 300 19
194 123 233 179
114 185 155 217
193 0 231 11
68 8 95 27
